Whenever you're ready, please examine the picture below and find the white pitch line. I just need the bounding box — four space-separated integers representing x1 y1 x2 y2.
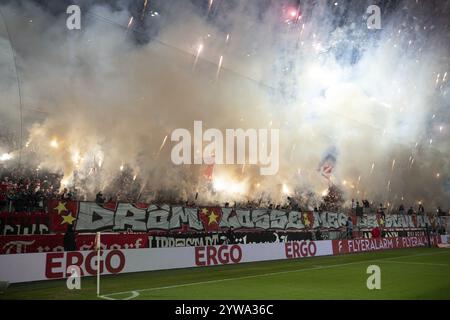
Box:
99 250 450 300
378 260 449 267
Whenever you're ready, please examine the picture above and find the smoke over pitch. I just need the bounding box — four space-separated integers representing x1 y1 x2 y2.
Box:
0 0 448 208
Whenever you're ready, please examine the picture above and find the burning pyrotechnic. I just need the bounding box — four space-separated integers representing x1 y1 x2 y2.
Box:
213 175 246 195
49 139 59 149
0 153 13 161
282 184 291 196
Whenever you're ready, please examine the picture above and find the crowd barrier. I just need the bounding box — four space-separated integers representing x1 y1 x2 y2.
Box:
0 235 446 283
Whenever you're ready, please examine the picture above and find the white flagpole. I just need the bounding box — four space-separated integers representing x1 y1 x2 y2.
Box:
96 232 101 296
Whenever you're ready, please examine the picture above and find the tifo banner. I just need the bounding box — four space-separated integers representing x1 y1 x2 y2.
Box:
44 200 448 234
0 236 445 284
0 233 148 254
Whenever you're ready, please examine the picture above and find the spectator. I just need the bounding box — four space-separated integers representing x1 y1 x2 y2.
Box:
346 217 353 239
63 225 77 251
371 226 381 238
398 204 405 214
377 204 385 219
418 203 425 215
315 227 322 240
226 227 235 244
407 206 414 215
95 191 105 204
356 201 363 216
60 188 71 200
437 206 445 216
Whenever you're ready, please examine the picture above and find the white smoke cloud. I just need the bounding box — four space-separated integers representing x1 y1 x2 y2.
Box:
0 0 448 209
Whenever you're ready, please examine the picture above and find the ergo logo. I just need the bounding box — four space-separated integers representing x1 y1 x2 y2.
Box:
285 241 317 258
195 245 243 266
45 250 125 279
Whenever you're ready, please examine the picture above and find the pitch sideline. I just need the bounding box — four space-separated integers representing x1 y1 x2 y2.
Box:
98 249 450 300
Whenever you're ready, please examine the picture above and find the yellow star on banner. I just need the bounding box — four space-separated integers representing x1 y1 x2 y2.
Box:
208 211 219 225
201 208 209 215
54 202 67 215
61 213 76 225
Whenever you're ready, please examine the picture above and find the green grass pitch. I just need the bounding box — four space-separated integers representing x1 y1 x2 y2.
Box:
2 247 449 300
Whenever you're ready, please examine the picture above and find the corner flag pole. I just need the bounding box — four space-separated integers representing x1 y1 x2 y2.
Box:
96 232 101 296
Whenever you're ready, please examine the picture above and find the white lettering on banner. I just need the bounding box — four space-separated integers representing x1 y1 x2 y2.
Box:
218 207 240 229
286 211 304 229
270 210 288 229
76 202 114 231
252 209 270 229
53 200 447 233
236 210 254 228
146 204 170 229
169 207 204 230
113 203 147 232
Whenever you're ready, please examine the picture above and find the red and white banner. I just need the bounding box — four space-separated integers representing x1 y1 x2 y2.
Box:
42 200 448 233
0 233 148 254
0 240 331 283
0 235 445 283
331 235 441 254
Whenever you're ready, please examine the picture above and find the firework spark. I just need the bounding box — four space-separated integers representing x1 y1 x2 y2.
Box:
192 43 204 70
127 16 134 29
216 55 223 80
156 135 168 157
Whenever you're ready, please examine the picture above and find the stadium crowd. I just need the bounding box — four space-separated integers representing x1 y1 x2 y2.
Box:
0 165 449 217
